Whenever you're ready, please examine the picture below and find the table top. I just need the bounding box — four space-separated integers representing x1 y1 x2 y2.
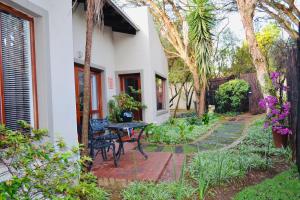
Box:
107 122 148 130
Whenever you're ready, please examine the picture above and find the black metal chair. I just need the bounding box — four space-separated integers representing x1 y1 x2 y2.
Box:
89 118 118 167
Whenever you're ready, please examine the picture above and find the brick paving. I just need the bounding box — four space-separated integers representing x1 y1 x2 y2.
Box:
92 142 174 186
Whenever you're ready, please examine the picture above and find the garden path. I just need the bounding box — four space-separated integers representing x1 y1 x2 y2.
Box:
144 113 256 154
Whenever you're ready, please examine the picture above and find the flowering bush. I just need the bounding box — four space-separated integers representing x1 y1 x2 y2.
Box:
259 72 291 135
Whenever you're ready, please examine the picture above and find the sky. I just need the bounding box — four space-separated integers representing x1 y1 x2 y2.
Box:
225 1 300 42
115 0 300 44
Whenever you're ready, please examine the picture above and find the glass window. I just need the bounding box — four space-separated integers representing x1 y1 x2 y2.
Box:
156 75 166 110
0 11 35 130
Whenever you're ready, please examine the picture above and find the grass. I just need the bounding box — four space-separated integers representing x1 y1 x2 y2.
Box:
144 113 221 145
234 167 300 200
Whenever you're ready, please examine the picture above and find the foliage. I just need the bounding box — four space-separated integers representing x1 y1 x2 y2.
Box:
212 28 239 77
108 88 146 122
145 114 220 145
108 99 122 123
122 182 194 200
168 60 191 85
228 42 255 76
188 0 215 77
215 79 250 113
234 167 300 200
201 113 210 125
0 121 108 200
259 72 291 135
188 118 289 188
225 24 281 77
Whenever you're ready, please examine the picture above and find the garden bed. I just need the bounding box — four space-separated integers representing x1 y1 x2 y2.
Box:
144 113 222 145
206 159 291 200
121 117 292 200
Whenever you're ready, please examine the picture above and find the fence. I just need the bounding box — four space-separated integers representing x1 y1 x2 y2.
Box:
208 74 264 114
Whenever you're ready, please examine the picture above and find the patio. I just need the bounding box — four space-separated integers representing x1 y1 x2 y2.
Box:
92 142 185 187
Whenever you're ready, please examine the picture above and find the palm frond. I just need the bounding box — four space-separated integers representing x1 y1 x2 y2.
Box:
188 0 215 81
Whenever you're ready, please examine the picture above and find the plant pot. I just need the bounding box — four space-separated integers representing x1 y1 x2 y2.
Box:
120 111 134 122
272 129 288 148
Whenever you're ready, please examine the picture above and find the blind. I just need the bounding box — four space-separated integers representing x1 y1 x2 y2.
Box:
0 12 34 130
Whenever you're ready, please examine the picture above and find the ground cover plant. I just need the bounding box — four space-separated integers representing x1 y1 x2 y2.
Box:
121 181 195 200
188 118 290 198
0 121 108 200
233 166 300 200
144 113 221 144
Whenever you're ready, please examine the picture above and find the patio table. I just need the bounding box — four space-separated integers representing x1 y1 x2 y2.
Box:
107 122 148 163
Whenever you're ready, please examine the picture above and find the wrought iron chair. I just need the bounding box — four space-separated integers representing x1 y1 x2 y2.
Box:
89 118 118 167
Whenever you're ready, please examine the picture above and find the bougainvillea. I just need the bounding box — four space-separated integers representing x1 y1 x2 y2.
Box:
259 72 292 135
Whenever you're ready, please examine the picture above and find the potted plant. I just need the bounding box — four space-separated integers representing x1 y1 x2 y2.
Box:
259 72 291 148
108 89 146 123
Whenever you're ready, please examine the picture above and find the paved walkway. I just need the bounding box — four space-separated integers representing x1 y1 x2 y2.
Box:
143 113 254 154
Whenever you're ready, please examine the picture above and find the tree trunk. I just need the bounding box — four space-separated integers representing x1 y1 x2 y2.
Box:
173 83 184 118
191 67 203 115
237 0 269 97
199 82 207 115
82 0 94 156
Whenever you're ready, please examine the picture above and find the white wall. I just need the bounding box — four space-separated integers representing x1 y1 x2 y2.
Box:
3 0 78 147
72 4 117 115
114 7 170 124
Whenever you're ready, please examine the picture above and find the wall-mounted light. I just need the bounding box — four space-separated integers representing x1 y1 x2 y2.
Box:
77 51 83 59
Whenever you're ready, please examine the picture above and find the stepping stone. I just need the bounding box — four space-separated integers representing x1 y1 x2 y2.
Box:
175 146 183 154
155 146 164 152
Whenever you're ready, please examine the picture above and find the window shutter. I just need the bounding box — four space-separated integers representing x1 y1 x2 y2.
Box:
0 12 34 130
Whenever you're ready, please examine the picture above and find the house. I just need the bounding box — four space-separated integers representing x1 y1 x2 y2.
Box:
0 0 169 147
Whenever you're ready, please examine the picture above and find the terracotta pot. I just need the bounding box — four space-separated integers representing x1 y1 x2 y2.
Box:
272 129 288 148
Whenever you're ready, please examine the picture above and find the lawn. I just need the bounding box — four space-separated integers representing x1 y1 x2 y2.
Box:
144 113 221 145
234 167 300 200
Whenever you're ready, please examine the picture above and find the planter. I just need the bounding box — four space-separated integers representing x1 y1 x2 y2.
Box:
120 111 134 122
272 129 288 148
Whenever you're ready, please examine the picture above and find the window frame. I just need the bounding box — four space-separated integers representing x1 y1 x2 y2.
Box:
155 74 167 111
0 2 39 128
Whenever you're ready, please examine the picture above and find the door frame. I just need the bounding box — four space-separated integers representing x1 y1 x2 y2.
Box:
74 63 103 125
118 73 143 121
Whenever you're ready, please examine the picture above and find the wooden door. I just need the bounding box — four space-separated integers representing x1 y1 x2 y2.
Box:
119 73 142 121
74 64 103 138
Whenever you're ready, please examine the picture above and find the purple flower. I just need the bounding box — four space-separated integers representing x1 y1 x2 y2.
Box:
259 99 266 109
270 72 280 80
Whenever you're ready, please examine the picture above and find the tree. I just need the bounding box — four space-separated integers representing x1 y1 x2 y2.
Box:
168 60 194 111
82 0 105 156
212 28 239 77
229 42 255 76
257 0 299 40
188 0 215 114
214 0 299 40
236 0 269 97
227 24 281 77
126 0 213 115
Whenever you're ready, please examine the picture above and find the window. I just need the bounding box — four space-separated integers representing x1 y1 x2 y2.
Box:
156 75 166 110
0 4 37 130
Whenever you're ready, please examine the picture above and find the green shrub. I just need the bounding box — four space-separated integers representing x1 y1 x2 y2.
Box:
234 167 300 200
0 121 108 200
215 79 250 113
